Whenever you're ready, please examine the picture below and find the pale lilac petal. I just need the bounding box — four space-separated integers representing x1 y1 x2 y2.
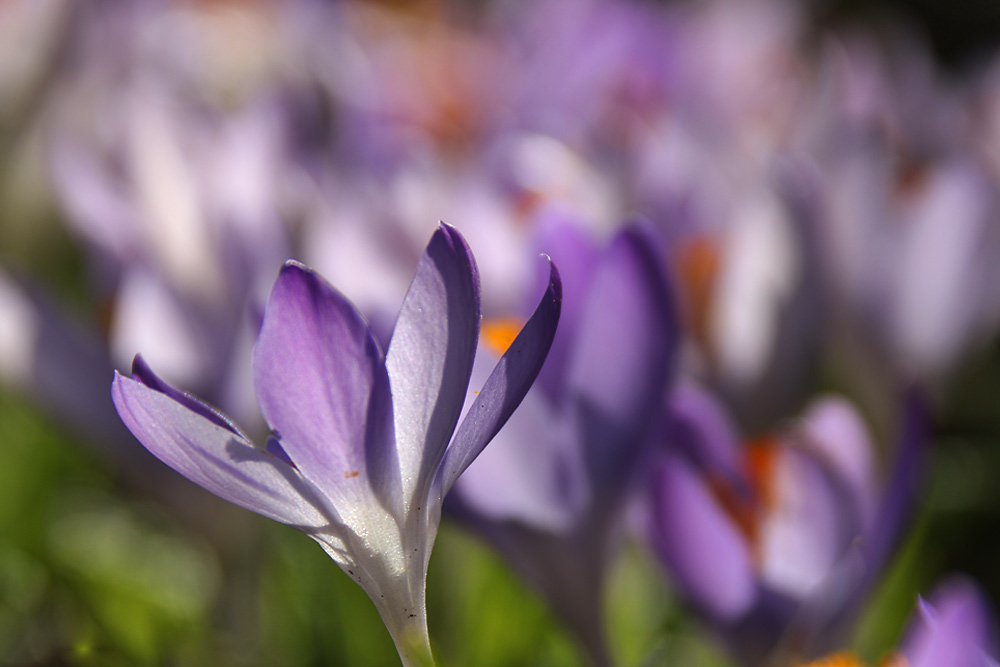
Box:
437 258 562 497
757 447 859 600
797 396 878 527
131 354 247 439
112 372 332 530
903 578 999 667
48 138 141 260
252 261 398 511
567 224 677 490
649 454 756 621
451 369 587 531
385 223 480 506
790 391 930 654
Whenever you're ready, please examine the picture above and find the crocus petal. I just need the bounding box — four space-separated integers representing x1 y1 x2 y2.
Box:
529 211 599 399
112 372 332 530
649 453 756 621
384 222 480 509
450 369 587 531
253 261 398 514
757 447 858 600
797 396 878 527
437 257 562 497
903 578 1000 667
131 354 247 439
566 224 677 491
861 388 928 576
665 381 746 486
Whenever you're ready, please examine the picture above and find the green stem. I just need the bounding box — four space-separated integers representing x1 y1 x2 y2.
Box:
392 617 436 667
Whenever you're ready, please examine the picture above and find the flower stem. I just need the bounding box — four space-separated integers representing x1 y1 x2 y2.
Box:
390 612 435 667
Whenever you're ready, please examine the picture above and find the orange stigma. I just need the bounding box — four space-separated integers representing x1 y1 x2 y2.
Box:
743 435 780 513
798 652 866 667
676 235 721 350
481 318 523 356
798 651 907 667
705 435 781 551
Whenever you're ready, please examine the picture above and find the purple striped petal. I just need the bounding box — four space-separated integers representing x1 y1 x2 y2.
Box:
252 261 398 514
384 223 481 505
112 372 332 530
437 257 562 497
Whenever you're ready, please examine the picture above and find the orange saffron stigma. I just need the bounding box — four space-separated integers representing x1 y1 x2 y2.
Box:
743 435 780 513
797 652 907 667
676 235 720 348
705 435 781 549
798 652 865 667
481 318 523 356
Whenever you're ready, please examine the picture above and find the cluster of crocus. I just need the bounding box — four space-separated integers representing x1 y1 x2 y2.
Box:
2 0 1000 665
112 224 562 664
449 216 677 665
647 383 926 665
799 578 999 667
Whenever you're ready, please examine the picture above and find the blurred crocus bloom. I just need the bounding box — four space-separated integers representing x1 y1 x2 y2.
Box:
899 578 999 667
648 384 925 666
806 37 1000 384
450 219 677 666
799 577 999 667
44 0 317 428
111 225 562 666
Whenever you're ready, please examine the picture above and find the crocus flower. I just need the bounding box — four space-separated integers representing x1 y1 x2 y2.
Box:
43 0 336 430
801 34 1000 388
898 578 999 667
798 577 999 667
448 217 677 666
647 383 925 666
111 224 562 666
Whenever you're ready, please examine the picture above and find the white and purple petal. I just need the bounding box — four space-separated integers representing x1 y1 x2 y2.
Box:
112 372 333 531
384 223 480 509
437 257 562 498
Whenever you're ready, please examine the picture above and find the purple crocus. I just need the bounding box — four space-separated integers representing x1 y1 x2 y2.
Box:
647 383 925 666
899 578 999 667
448 217 677 666
111 224 561 666
798 577 998 667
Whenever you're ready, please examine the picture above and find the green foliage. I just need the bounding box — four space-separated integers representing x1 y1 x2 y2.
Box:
1 379 997 666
